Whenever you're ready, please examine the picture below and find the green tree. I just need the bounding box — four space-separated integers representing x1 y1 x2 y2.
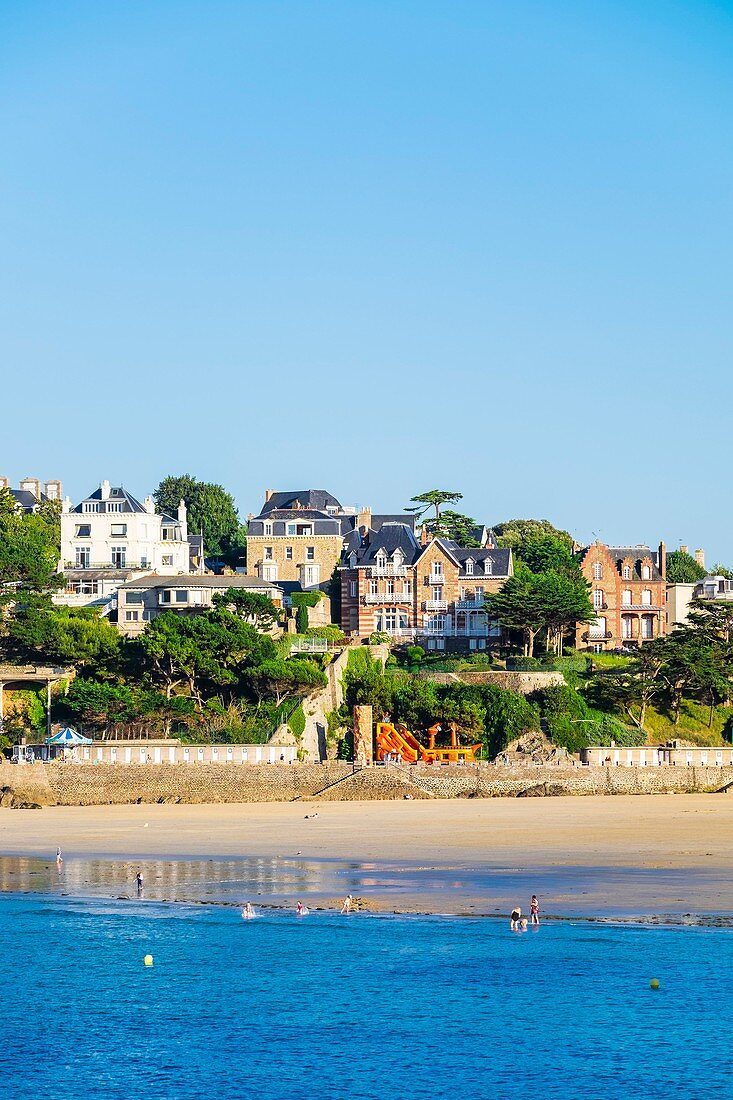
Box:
6 599 121 669
296 604 309 634
493 519 573 552
212 588 279 630
425 509 481 546
666 550 706 584
516 532 578 576
407 489 463 524
247 658 326 707
0 493 62 598
153 474 245 561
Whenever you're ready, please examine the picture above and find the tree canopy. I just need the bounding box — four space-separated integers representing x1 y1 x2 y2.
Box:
407 489 463 522
485 565 594 657
666 550 706 584
493 519 573 552
153 474 245 561
0 488 62 598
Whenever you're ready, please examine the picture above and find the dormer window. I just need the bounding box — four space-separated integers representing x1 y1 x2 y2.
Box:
376 552 387 569
264 522 273 536
641 565 651 580
465 558 474 576
622 565 631 580
592 562 603 580
393 549 403 566
484 559 492 576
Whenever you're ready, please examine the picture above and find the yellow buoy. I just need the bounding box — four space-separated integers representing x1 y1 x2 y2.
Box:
143 954 154 967
650 978 660 990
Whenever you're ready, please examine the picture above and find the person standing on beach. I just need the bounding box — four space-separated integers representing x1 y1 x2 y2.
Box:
56 847 63 864
136 870 144 895
530 895 540 926
341 894 353 914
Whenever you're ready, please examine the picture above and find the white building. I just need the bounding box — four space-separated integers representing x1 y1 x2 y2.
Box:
61 481 190 575
116 574 284 636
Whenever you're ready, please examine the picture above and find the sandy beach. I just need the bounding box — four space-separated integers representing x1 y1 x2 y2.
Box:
1 795 731 920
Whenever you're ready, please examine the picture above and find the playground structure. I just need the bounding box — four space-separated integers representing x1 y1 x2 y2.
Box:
375 720 483 764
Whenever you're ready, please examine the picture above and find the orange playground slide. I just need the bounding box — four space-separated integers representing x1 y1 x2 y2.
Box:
375 722 422 763
375 721 483 764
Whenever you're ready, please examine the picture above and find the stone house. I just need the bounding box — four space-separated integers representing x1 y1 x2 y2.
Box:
245 488 414 593
575 542 667 651
339 522 513 652
116 574 284 637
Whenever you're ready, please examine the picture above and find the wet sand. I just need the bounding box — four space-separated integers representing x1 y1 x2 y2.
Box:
1 795 731 921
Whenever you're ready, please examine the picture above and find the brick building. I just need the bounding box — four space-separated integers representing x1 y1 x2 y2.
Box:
575 542 667 651
339 522 513 652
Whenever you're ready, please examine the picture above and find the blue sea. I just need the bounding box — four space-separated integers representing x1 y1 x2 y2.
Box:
1 894 730 1099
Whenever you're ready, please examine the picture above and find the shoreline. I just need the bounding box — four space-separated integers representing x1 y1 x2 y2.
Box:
1 794 732 924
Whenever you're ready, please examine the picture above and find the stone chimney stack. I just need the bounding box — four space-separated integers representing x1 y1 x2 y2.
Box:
658 541 666 581
144 495 155 514
357 506 372 532
177 499 187 522
44 479 62 500
695 548 705 569
679 545 688 556
20 476 41 498
0 476 8 490
264 489 274 503
62 495 72 514
100 479 111 500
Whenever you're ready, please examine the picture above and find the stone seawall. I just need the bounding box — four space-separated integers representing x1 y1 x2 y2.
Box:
1 761 732 807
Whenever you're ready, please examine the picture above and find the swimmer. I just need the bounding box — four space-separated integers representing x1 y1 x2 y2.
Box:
510 906 521 930
530 895 540 926
340 894 353 914
520 918 528 932
241 903 255 920
296 901 309 916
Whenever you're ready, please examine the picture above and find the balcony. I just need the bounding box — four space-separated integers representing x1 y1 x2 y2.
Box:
369 564 407 578
583 630 613 641
423 599 448 612
621 604 663 612
363 591 412 604
65 561 149 571
456 599 486 610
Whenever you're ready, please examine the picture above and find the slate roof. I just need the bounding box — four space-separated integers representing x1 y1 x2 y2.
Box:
371 514 417 533
10 489 44 511
118 574 282 592
345 523 421 567
259 490 343 516
72 486 146 514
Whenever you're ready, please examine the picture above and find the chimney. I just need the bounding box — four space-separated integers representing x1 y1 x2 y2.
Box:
44 479 62 500
357 506 372 531
144 495 155 514
177 498 187 521
695 548 705 569
679 544 688 556
658 541 666 581
0 476 8 490
62 495 72 514
20 476 41 498
264 489 274 503
100 479 111 500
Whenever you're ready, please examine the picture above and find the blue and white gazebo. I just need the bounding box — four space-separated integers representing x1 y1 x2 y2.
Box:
46 727 93 746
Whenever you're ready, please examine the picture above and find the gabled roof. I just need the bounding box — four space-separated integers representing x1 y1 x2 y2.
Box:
10 489 44 511
259 490 343 515
344 523 421 567
73 486 146 514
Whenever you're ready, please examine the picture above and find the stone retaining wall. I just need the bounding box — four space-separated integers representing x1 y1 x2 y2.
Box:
1 760 731 808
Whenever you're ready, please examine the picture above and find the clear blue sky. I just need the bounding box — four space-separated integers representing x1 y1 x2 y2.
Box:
2 1 732 561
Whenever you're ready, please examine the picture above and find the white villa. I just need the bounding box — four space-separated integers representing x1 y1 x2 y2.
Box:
60 481 190 578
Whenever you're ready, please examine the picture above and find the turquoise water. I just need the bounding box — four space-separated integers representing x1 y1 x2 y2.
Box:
2 895 731 1099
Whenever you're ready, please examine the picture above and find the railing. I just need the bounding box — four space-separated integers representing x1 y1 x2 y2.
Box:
424 599 448 611
363 592 412 604
621 604 663 612
456 599 486 610
369 564 407 577
584 630 613 640
64 561 151 571
290 637 344 653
